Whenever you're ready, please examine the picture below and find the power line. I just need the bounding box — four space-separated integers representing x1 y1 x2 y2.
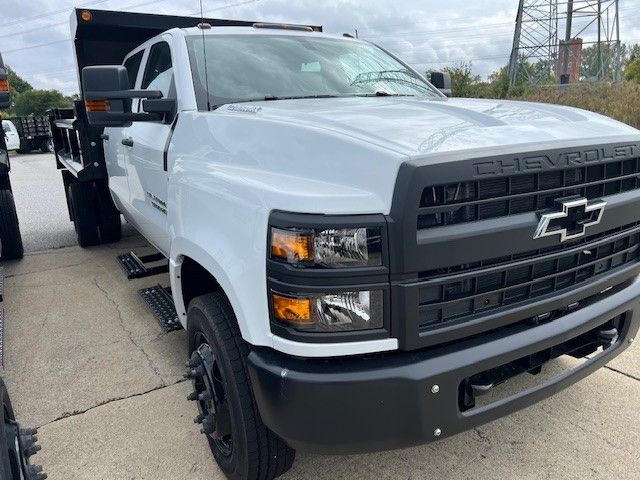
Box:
0 0 172 39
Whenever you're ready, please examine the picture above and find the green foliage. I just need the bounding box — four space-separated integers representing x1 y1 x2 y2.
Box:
441 63 481 97
12 89 70 116
1 66 74 117
7 67 32 95
625 58 640 83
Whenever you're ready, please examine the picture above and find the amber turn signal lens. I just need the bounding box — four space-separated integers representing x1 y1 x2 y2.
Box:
81 10 92 22
85 100 110 112
271 293 313 325
271 228 313 262
0 79 9 93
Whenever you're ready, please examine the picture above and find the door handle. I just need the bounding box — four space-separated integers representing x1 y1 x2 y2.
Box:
121 137 134 147
101 133 109 141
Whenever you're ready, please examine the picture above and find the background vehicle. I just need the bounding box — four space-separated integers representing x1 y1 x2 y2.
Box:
1 121 19 151
50 8 640 480
0 53 23 261
7 116 52 154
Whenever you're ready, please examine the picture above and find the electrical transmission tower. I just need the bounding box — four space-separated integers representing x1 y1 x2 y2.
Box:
508 0 621 90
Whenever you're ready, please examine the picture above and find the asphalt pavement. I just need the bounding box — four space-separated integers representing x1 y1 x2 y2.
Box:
1 152 639 479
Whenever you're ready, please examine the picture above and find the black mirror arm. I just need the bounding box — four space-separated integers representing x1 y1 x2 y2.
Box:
84 89 164 101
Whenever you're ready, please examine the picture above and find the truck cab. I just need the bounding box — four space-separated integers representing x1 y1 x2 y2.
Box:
51 8 640 480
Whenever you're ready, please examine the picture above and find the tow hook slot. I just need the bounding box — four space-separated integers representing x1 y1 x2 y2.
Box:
459 313 627 411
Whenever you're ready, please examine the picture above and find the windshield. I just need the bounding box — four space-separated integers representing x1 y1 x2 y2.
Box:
186 34 442 109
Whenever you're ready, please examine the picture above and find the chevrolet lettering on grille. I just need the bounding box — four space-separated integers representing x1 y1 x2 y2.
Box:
534 197 607 242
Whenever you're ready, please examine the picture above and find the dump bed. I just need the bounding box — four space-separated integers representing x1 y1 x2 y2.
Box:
9 116 50 139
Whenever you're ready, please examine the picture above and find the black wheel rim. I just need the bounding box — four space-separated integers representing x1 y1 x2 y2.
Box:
191 334 233 457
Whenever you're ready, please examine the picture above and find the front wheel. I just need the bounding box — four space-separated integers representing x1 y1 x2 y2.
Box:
186 293 295 480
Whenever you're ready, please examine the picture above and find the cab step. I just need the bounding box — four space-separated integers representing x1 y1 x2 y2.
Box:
139 284 182 333
117 251 169 280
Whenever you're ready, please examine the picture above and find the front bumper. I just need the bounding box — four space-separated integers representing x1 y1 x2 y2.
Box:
247 276 640 454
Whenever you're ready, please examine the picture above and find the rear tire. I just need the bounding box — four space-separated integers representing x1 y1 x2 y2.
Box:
40 140 52 153
187 293 295 480
0 188 24 260
94 182 121 244
68 182 100 247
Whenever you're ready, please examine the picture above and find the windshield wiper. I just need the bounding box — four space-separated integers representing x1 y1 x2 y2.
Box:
263 94 343 101
357 92 416 97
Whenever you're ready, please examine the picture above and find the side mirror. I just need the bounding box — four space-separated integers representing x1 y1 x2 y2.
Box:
430 72 452 97
0 53 10 110
82 66 169 127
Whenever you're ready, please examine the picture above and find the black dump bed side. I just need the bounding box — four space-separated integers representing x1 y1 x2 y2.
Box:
71 7 322 97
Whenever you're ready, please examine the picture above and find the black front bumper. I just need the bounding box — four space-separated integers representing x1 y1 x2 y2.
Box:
247 276 640 454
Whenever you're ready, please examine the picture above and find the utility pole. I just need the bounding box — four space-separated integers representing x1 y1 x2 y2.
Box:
508 0 525 88
560 0 574 86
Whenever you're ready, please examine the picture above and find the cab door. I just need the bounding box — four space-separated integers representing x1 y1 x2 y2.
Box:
103 48 145 214
123 39 176 255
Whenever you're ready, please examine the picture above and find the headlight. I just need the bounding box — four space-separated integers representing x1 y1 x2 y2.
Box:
270 226 382 268
271 290 383 332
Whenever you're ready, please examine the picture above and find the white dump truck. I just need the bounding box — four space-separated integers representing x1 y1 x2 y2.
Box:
50 8 640 480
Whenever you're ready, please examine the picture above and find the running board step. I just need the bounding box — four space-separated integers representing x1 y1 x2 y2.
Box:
139 285 182 333
117 251 169 280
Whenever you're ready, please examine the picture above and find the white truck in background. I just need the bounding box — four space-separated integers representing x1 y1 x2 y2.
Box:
2 120 19 152
50 8 640 480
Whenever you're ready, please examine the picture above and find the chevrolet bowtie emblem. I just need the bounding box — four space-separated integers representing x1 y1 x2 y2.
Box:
534 197 606 243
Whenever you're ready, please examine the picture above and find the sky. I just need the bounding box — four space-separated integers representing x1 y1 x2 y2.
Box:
2 0 640 95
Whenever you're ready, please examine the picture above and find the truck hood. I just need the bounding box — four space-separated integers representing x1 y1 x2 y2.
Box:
219 97 640 157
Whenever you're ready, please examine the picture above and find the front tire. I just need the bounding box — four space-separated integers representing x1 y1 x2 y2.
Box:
186 293 295 480
0 188 24 260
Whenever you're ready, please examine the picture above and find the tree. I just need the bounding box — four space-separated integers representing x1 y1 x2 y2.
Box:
625 58 640 83
12 89 70 116
6 67 32 95
441 62 482 98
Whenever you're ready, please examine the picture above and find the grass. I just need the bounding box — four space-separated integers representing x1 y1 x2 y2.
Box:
516 82 640 130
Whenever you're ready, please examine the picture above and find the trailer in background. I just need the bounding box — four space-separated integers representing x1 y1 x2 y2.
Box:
8 115 52 154
0 52 23 260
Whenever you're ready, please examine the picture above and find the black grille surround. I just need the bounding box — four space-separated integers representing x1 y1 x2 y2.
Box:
388 139 640 350
418 156 640 228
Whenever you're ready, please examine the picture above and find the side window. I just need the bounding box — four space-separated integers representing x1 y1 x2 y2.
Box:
141 42 173 99
123 50 144 89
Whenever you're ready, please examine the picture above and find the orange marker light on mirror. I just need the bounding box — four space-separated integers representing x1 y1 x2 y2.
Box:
271 293 314 325
85 100 110 112
81 10 92 22
270 228 313 263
